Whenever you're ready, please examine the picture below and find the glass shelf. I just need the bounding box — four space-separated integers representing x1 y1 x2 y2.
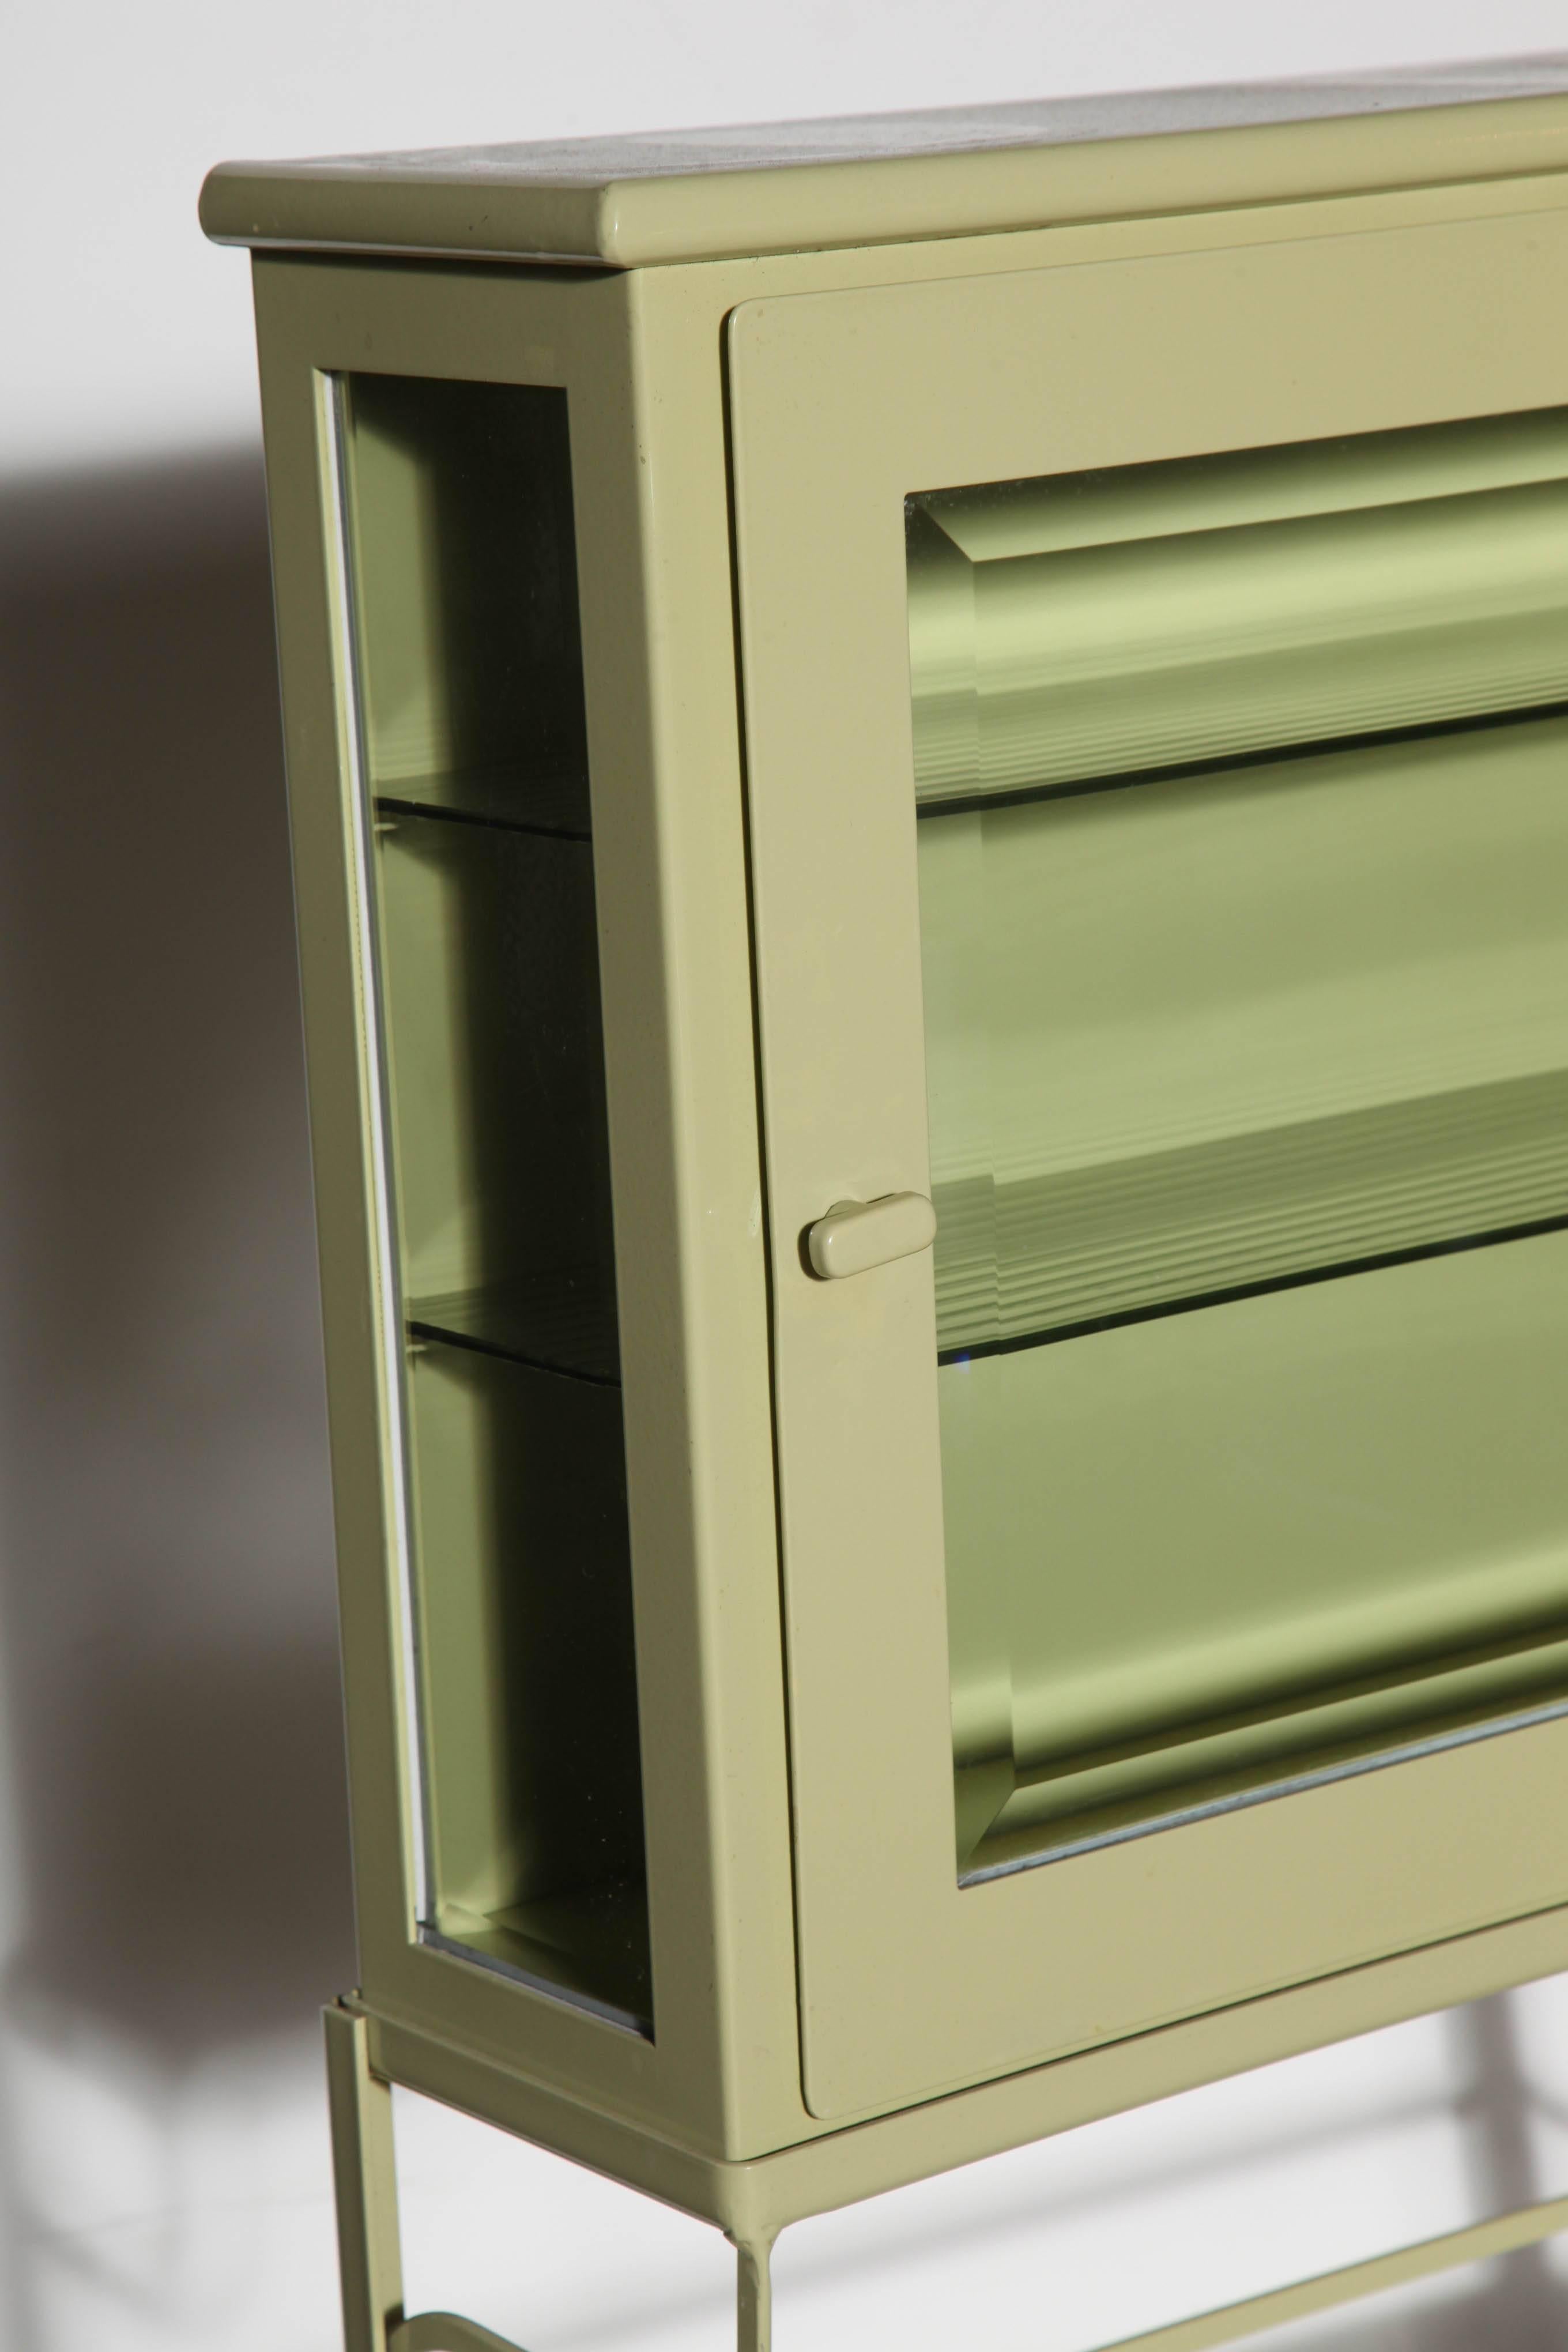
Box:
373 766 589 837
427 1876 652 2033
408 1273 620 1386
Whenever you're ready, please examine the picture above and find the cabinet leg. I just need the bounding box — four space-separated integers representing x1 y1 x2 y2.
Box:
326 2003 776 2352
325 2001 406 2352
734 2231 776 2352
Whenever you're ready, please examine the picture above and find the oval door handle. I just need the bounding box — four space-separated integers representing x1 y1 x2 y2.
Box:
806 1192 937 1280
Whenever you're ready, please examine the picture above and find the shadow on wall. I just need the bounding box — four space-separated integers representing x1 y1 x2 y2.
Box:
0 452 355 2326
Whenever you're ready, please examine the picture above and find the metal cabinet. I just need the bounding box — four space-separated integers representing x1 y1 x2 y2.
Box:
203 58 1568 2350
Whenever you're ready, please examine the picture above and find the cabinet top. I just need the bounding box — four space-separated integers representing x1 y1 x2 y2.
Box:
201 56 1568 270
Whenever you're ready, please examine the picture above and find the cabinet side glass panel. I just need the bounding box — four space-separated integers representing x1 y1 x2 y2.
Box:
907 408 1568 1883
336 374 650 2032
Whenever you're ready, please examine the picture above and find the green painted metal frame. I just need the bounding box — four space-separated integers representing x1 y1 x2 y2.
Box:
255 179 1568 2190
325 2002 775 2352
327 1998 1568 2352
222 82 1568 2352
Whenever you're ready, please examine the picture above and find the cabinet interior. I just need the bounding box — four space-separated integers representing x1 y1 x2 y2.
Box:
908 408 1568 1878
338 372 650 2031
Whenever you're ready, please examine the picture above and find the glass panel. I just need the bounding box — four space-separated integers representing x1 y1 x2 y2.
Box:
909 410 1568 1883
340 374 650 2030
344 374 590 832
910 408 1568 804
374 818 619 1379
921 717 1568 1350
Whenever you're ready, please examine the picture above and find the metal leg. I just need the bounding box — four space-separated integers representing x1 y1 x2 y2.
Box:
733 2230 777 2352
325 2002 406 2352
321 2000 575 2352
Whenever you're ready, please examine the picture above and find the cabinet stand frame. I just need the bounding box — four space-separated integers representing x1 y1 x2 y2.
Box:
327 1999 1568 2352
324 2003 778 2352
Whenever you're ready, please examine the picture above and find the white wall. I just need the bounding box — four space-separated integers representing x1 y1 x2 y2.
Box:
3 7 1568 2348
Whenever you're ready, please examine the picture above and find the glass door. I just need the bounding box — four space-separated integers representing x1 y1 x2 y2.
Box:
910 413 1568 1882
729 205 1568 2121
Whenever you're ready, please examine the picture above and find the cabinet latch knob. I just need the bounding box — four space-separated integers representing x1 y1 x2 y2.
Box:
805 1192 936 1280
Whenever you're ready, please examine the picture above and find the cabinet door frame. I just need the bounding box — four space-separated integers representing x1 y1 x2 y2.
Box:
728 203 1568 2124
253 255 796 2152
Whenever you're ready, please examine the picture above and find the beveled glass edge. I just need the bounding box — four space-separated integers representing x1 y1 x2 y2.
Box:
960 1691 1568 1887
323 368 439 1931
417 1924 652 2038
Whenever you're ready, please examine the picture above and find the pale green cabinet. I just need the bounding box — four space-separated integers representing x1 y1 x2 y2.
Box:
203 58 1568 2351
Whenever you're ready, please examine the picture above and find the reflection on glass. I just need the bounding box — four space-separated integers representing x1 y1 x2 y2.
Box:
910 409 1568 804
341 374 650 2029
343 374 590 831
922 719 1568 1351
910 410 1568 1882
374 820 619 1379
